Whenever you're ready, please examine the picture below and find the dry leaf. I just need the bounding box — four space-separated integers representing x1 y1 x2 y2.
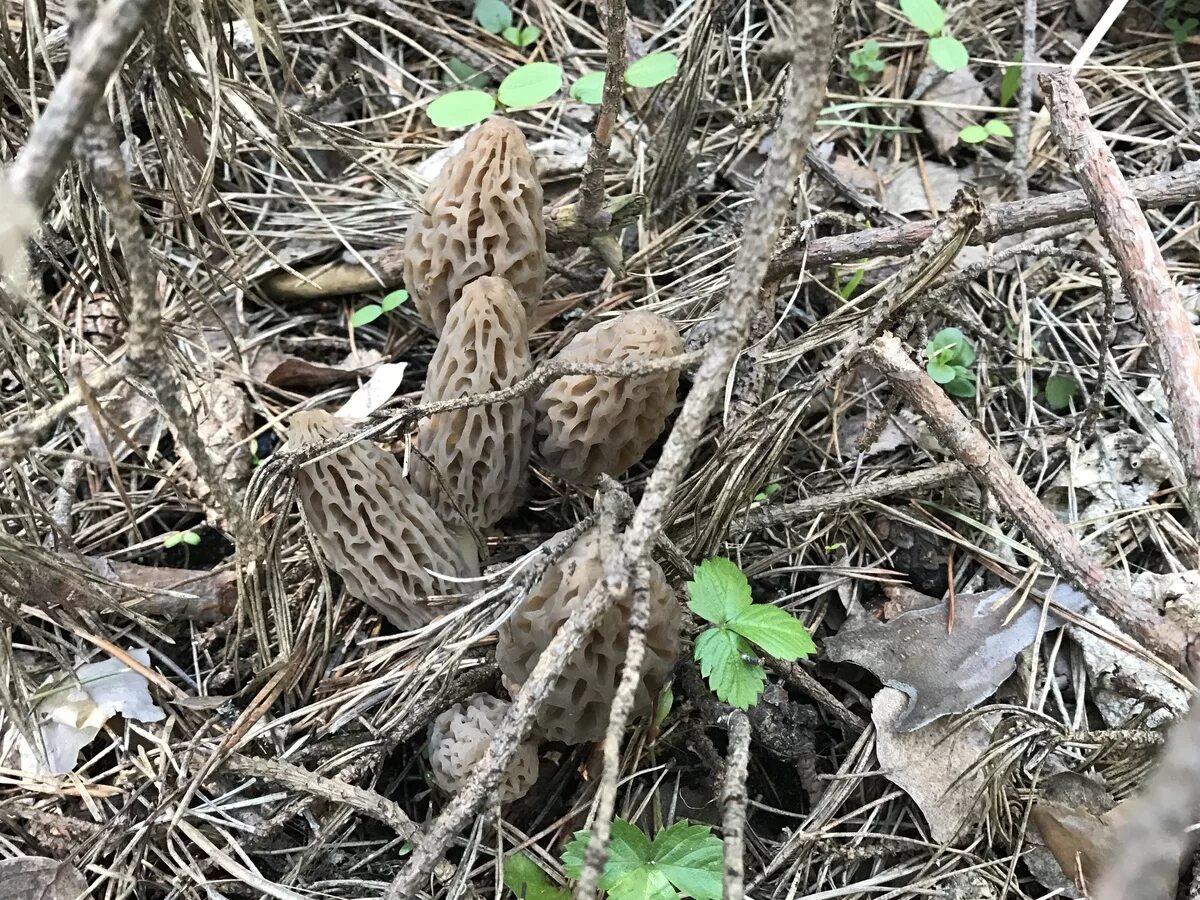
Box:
0 857 88 900
1028 771 1124 893
836 410 919 457
826 584 1089 730
68 354 159 462
176 377 251 516
882 162 963 216
872 687 998 843
919 67 986 155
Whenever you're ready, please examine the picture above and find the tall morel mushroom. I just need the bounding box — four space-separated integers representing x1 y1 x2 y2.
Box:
496 527 680 745
403 117 546 333
535 311 683 483
289 410 479 630
428 693 539 802
412 276 533 530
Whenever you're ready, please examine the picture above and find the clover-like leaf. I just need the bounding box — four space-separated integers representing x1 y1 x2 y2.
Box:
927 359 956 384
474 0 512 34
498 62 563 108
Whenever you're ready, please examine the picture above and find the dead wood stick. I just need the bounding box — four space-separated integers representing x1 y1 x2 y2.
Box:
865 333 1188 671
1042 70 1200 536
767 161 1200 275
721 710 753 900
576 0 628 227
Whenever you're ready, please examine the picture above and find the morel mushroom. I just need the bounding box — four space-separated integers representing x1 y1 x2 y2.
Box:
289 410 478 630
404 118 546 333
428 693 539 802
496 527 680 745
412 276 533 529
535 311 683 483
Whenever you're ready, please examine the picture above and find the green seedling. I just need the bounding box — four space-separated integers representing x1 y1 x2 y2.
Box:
688 557 815 710
925 326 977 398
428 63 563 128
899 0 968 72
959 118 1013 144
848 39 885 83
351 289 408 328
753 483 782 502
1045 374 1079 411
999 53 1022 106
163 530 201 549
473 0 511 33
570 52 679 105
502 24 541 48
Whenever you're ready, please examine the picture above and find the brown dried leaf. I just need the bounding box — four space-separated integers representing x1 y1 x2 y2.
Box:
0 857 88 900
919 67 986 156
826 584 1089 730
872 688 998 843
882 162 964 216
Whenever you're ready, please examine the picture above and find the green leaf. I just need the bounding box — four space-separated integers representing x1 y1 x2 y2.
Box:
900 0 945 35
838 266 866 299
606 868 676 900
1045 374 1079 410
427 90 496 128
563 818 651 890
381 289 408 312
445 58 489 89
503 24 540 47
927 359 956 384
944 373 977 398
498 62 563 108
653 686 673 727
350 304 384 328
181 530 201 546
694 628 765 709
474 0 512 33
928 35 969 72
999 53 1022 106
985 118 1013 138
958 124 989 144
570 70 605 105
728 603 816 661
650 821 724 900
927 326 972 365
162 532 183 549
503 853 569 900
624 52 679 88
686 556 752 625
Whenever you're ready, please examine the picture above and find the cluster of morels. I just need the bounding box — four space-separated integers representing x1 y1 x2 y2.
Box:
288 118 683 799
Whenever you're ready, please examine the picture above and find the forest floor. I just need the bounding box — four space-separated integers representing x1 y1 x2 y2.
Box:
1 0 1199 898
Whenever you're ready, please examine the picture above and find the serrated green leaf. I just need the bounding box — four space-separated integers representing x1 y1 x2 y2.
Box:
162 532 183 549
181 530 201 546
927 359 956 384
606 868 676 900
474 0 512 33
728 603 816 660
928 35 969 72
649 821 724 900
624 52 679 88
686 556 752 625
570 70 605 104
985 118 1013 138
502 852 570 900
999 54 1022 106
381 289 408 312
1045 374 1078 410
498 62 563 108
427 90 496 128
562 819 650 890
958 124 989 144
350 304 384 328
900 0 945 35
694 627 765 709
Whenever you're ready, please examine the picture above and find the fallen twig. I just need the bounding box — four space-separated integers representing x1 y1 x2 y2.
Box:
865 333 1189 671
1043 70 1200 538
721 709 752 900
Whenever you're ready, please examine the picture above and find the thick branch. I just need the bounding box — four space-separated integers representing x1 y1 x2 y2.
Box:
1042 70 1200 535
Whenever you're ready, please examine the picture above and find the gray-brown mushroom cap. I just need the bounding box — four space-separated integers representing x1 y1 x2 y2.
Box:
535 311 683 483
427 693 539 802
403 117 546 333
289 410 479 630
412 276 533 530
496 526 681 745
